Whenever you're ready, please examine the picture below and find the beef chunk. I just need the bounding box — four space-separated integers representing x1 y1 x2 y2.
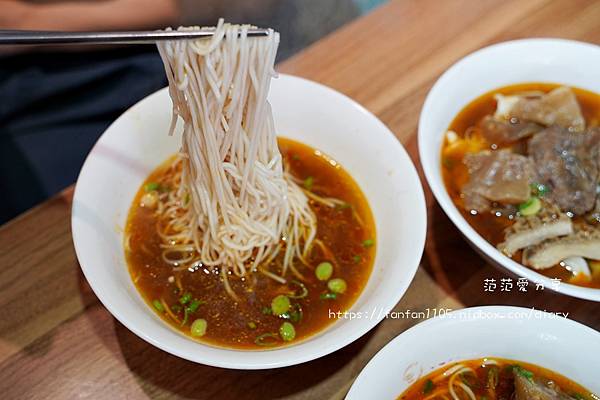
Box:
479 115 543 146
462 150 534 212
495 86 585 131
529 126 600 215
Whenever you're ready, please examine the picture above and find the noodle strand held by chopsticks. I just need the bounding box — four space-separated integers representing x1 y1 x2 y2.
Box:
155 20 317 296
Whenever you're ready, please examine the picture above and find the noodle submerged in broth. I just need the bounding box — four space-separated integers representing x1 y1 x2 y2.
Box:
397 358 596 400
126 139 375 348
124 21 375 348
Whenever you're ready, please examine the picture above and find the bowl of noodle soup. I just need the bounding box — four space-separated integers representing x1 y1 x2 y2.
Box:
347 306 600 399
72 24 425 368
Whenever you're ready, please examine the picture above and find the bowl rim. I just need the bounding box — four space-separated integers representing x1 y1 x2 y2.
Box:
71 73 427 369
346 304 600 399
418 38 600 302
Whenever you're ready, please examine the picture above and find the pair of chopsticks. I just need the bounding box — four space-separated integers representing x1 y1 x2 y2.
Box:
0 28 270 45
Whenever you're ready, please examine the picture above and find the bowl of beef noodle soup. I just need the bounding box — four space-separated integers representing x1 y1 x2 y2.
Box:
72 22 426 368
347 306 600 399
419 39 600 301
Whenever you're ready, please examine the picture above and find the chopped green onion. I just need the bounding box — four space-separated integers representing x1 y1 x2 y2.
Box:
183 193 190 206
254 333 279 346
423 379 435 395
353 255 361 264
247 321 257 329
315 262 333 281
530 183 550 197
281 304 303 323
362 239 375 248
519 197 541 216
271 295 291 316
152 300 164 312
186 299 204 313
288 280 308 299
513 365 534 381
303 176 314 190
279 322 296 342
179 292 192 305
328 278 347 294
144 182 160 192
292 154 300 161
190 318 207 337
320 292 337 300
288 305 303 323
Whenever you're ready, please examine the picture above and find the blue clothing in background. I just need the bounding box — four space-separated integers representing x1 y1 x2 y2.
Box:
0 47 167 223
0 0 388 224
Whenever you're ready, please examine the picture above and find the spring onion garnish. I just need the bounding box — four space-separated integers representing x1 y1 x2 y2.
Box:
530 182 550 197
513 365 534 381
144 182 160 192
320 292 337 300
327 278 347 294
247 322 257 329
254 333 279 346
303 176 314 190
190 318 207 337
152 299 165 312
362 239 374 248
288 304 303 323
353 255 361 264
187 299 204 313
315 262 333 281
281 304 303 323
423 379 435 395
179 292 192 305
519 197 541 216
271 295 291 316
279 322 296 342
288 280 308 299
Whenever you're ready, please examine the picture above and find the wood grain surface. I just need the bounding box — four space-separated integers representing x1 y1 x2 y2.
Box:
1 1 599 399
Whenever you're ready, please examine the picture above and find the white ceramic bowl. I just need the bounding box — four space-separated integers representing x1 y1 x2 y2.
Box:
347 305 600 399
419 39 600 302
72 74 426 369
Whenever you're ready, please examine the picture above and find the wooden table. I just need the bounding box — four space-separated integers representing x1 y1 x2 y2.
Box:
1 1 599 399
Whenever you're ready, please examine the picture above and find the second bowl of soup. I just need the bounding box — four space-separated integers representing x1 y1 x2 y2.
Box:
419 38 600 301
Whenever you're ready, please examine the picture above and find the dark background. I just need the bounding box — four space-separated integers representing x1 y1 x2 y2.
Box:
0 0 386 224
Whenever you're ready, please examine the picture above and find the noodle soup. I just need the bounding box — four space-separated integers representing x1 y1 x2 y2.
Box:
125 138 375 349
397 358 596 400
441 83 600 288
